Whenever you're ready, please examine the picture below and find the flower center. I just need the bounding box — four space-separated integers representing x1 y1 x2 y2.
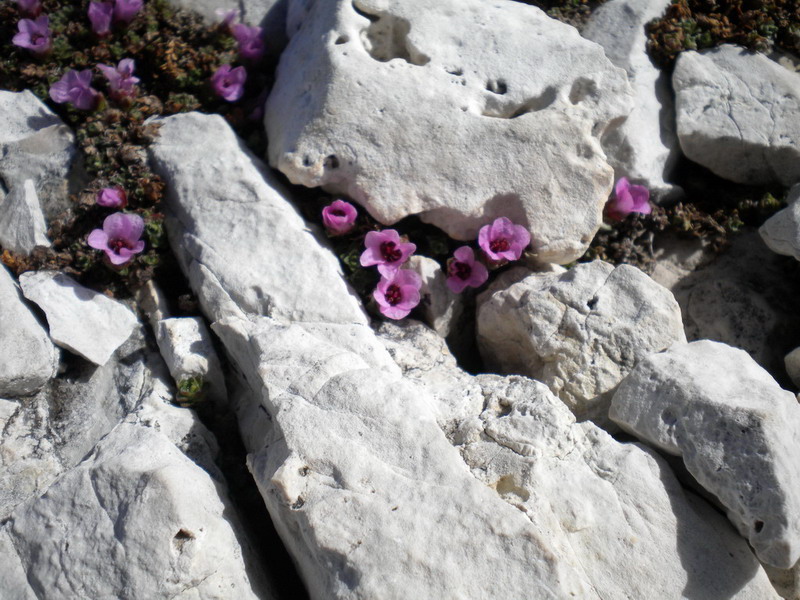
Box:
331 209 346 217
450 261 472 281
109 238 132 253
380 241 402 263
489 238 510 253
384 284 402 306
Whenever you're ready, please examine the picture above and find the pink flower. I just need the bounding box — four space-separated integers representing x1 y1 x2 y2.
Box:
87 212 145 266
49 69 99 111
606 177 651 221
96 187 127 208
232 24 265 61
88 1 113 35
373 269 422 320
215 8 239 29
478 217 530 263
15 0 42 17
446 246 489 293
360 229 416 273
211 64 246 102
322 200 357 236
112 0 143 23
12 16 51 55
97 58 139 97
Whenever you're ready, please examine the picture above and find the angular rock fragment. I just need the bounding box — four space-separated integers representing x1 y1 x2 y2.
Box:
673 45 800 186
0 179 50 255
147 112 366 325
407 255 462 337
19 271 138 366
583 0 679 197
786 347 800 388
266 0 634 262
0 265 57 397
760 183 800 261
611 340 800 568
0 90 62 145
477 260 685 424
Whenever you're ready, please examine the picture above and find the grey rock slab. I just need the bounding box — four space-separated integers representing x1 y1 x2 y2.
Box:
610 340 800 568
0 179 50 255
156 317 227 405
786 347 800 388
214 316 593 599
673 45 800 186
477 260 686 425
0 265 57 397
583 0 680 198
148 112 367 325
0 90 62 146
266 0 634 263
761 183 800 261
406 255 463 338
376 320 778 599
19 271 138 366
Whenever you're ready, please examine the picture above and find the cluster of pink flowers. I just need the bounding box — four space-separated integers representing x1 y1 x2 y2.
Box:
88 0 143 36
360 229 421 320
210 10 265 103
87 187 144 266
49 58 139 111
605 177 651 221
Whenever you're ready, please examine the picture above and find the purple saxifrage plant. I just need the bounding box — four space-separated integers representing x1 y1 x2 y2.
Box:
96 187 127 208
360 229 416 273
12 15 52 55
49 69 100 110
478 217 530 263
15 0 42 17
446 246 488 293
97 58 139 98
232 23 265 61
606 177 651 222
322 200 357 236
87 212 145 266
374 269 422 320
211 64 246 102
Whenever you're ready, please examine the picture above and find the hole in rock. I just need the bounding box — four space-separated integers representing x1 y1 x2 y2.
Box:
486 79 508 95
324 155 340 169
661 410 678 426
481 86 557 119
292 497 306 510
335 35 349 45
495 475 531 502
586 296 598 310
754 520 765 533
352 1 430 66
302 155 314 167
569 77 598 105
172 529 194 551
445 67 464 76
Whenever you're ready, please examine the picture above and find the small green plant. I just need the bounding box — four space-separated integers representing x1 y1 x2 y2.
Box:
177 375 207 406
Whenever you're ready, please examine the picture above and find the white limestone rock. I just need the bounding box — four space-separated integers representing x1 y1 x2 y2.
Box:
406 255 463 338
0 265 57 397
583 0 679 198
0 90 62 146
673 45 800 186
0 179 50 255
477 260 686 424
786 347 800 388
147 112 367 325
266 0 635 263
760 184 800 261
156 317 227 404
610 340 800 568
19 271 138 366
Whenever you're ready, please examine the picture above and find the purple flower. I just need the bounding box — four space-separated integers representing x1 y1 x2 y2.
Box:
322 200 357 236
12 16 51 55
606 177 651 221
478 217 530 263
113 0 143 23
373 269 422 320
49 69 99 111
97 59 139 97
96 187 127 208
211 64 247 102
215 8 239 29
232 24 265 61
87 212 145 266
88 1 113 35
446 246 489 293
15 0 42 17
360 229 416 273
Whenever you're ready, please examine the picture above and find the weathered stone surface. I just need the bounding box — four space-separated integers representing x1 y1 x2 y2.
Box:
156 317 227 404
19 271 138 366
266 0 634 263
673 45 800 186
148 112 366 325
786 347 800 388
0 179 50 255
761 184 800 261
0 265 57 397
611 340 800 568
406 255 462 338
583 0 679 198
375 320 778 598
477 260 686 424
0 90 62 146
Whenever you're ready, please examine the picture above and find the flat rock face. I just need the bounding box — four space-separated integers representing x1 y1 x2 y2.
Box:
19 271 138 366
266 0 634 263
406 255 462 337
477 260 686 424
673 45 800 186
147 112 367 325
610 340 800 569
582 0 679 198
0 265 57 397
0 179 50 255
760 183 800 261
0 90 62 146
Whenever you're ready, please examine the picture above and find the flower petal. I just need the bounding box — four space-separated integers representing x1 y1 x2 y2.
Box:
87 229 108 250
453 245 475 264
